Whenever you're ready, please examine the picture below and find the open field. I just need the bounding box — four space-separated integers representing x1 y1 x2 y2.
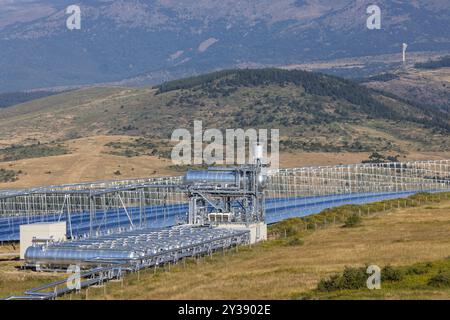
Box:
0 242 66 298
0 135 175 189
0 258 63 298
52 197 450 300
1 134 450 189
0 243 18 255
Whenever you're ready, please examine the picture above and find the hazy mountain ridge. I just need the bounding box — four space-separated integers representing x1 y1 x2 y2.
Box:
0 0 449 92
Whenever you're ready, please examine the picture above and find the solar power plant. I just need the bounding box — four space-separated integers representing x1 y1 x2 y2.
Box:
2 160 450 300
1 160 449 242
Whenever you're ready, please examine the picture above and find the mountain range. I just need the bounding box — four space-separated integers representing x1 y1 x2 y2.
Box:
0 0 449 92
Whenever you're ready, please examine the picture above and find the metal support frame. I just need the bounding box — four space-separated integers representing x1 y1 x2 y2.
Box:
0 160 449 241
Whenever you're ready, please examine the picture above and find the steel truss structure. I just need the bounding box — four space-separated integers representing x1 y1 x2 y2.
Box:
0 160 449 241
2 159 450 300
267 160 450 198
186 164 266 225
24 225 249 270
6 225 249 300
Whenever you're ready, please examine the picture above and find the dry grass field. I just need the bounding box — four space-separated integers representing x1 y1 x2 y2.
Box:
1 134 449 189
66 198 450 300
0 257 64 298
0 135 176 189
0 242 65 298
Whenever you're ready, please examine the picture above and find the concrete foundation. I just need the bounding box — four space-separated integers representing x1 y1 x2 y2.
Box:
20 222 66 259
217 222 267 244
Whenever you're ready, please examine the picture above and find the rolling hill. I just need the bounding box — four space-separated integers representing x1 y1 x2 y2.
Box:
361 57 450 114
0 68 449 152
0 90 63 109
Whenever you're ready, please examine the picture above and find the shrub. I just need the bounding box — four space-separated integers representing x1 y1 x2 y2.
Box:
339 267 368 289
0 143 68 162
317 275 341 292
405 265 431 275
0 168 20 182
428 271 450 288
316 266 367 292
382 265 403 281
269 217 305 237
344 214 362 228
104 138 168 159
286 237 304 246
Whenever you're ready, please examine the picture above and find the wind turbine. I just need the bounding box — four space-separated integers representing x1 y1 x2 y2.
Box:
402 43 408 64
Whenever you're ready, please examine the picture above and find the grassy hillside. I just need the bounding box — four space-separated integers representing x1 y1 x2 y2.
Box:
0 69 449 155
0 91 61 109
415 56 450 70
363 66 450 114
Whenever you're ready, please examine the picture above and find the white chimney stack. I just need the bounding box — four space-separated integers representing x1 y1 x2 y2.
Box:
254 144 264 163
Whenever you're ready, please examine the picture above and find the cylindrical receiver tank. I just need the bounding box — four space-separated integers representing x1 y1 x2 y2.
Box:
184 170 238 186
25 246 138 266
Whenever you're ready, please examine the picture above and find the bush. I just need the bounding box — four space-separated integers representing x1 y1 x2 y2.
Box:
339 267 368 289
317 275 341 292
382 265 403 281
405 264 431 275
344 214 362 228
286 237 304 246
0 143 68 162
269 217 305 237
0 168 20 182
104 138 169 159
428 271 450 288
316 266 367 292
